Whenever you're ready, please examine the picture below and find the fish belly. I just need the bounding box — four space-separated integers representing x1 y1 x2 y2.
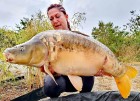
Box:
52 50 105 76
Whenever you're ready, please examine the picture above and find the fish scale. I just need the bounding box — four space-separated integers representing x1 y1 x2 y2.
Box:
33 31 125 76
39 31 124 76
62 31 113 56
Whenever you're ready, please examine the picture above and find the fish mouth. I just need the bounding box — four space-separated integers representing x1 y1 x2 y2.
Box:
3 52 14 63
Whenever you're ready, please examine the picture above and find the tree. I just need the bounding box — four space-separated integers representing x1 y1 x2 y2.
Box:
92 21 128 55
123 10 140 61
70 12 86 31
59 0 63 5
124 10 140 34
16 11 53 44
91 21 139 62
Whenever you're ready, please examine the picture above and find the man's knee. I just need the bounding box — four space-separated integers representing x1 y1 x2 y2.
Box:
43 75 66 98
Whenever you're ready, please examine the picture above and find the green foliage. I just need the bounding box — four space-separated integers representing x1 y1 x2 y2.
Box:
0 11 53 81
0 28 17 48
92 10 140 62
123 10 140 61
16 11 53 44
92 22 127 55
71 12 86 31
0 61 14 82
124 10 140 34
0 28 17 60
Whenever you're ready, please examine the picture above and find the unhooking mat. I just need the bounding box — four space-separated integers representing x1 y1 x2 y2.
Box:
48 91 140 101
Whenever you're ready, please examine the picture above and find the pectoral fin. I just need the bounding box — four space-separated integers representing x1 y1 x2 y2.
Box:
44 64 58 85
68 75 83 91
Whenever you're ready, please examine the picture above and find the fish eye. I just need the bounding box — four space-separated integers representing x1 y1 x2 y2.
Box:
20 46 25 51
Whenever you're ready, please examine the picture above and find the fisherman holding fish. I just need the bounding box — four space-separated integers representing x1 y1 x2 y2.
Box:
4 4 138 101
42 4 95 98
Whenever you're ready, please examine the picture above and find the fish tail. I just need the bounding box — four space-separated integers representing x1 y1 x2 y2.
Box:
114 66 138 99
125 66 138 79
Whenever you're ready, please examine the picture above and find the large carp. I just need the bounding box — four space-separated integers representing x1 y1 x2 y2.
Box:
3 30 137 98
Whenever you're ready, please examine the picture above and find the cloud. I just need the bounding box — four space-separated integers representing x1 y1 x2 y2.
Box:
0 0 139 35
0 0 51 29
62 0 140 35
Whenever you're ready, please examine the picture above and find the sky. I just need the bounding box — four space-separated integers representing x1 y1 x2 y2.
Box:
0 0 140 35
